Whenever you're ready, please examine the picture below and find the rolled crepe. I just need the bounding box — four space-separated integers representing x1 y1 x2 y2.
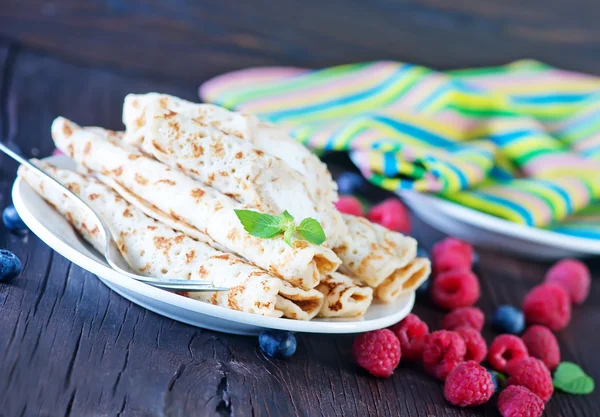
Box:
333 215 423 301
121 94 346 247
375 257 431 303
122 93 338 206
19 162 326 319
126 95 428 294
51 117 341 290
317 273 373 318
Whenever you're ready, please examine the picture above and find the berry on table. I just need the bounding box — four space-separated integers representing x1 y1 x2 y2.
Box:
441 307 485 331
545 258 591 305
352 329 401 377
506 357 554 403
336 171 367 195
389 313 429 362
334 196 365 217
2 205 27 233
423 330 466 380
455 326 487 363
487 334 529 373
521 325 560 371
432 237 474 275
444 361 494 407
367 198 411 234
523 283 571 331
492 305 525 334
0 250 23 282
487 369 504 391
258 330 297 359
498 385 545 417
431 268 480 310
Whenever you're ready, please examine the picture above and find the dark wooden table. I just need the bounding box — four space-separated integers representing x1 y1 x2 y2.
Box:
1 3 600 416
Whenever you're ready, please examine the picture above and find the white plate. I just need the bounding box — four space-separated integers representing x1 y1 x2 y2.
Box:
401 190 600 260
12 155 415 335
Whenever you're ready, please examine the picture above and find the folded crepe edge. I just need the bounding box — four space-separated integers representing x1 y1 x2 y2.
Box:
375 257 431 303
317 272 373 318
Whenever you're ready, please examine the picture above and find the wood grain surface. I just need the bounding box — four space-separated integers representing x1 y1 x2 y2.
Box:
1 0 600 81
0 31 599 417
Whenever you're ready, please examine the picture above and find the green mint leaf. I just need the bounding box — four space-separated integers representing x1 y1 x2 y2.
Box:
553 362 595 395
281 210 295 224
283 227 295 247
297 218 326 245
234 209 284 239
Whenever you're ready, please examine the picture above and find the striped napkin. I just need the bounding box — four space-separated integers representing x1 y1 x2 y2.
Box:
199 60 600 239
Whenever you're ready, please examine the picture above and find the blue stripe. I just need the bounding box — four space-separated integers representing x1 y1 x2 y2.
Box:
474 191 535 226
538 181 574 213
487 130 533 145
582 144 600 158
423 157 468 190
372 115 456 147
383 152 398 176
415 83 452 112
442 162 468 189
553 106 600 136
511 92 598 104
550 227 600 239
489 166 515 181
265 65 417 123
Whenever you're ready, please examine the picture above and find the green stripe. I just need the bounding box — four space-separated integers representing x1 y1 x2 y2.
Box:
221 62 371 108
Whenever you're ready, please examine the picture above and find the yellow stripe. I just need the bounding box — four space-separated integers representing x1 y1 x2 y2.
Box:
276 67 430 125
444 193 527 224
243 66 400 114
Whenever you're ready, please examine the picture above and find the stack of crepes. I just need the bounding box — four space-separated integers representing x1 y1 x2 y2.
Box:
19 93 430 320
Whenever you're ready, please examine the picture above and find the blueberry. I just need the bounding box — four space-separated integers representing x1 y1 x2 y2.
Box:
492 305 525 334
2 205 27 233
417 247 430 260
336 172 367 195
0 250 22 282
487 369 505 391
258 330 296 359
416 278 430 297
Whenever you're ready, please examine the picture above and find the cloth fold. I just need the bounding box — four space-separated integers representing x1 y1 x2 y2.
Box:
199 60 600 237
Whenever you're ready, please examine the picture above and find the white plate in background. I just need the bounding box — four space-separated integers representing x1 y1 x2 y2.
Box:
400 190 600 260
12 155 415 335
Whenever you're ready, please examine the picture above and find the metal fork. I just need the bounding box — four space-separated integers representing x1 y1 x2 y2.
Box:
0 142 228 292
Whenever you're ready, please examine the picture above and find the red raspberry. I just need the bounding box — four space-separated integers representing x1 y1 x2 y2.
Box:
455 326 487 363
444 361 494 406
441 307 484 331
523 283 571 331
432 237 474 275
431 268 480 310
335 196 364 217
521 325 560 371
487 334 529 373
545 258 591 305
352 329 401 377
389 313 429 362
498 385 545 417
423 330 466 380
507 357 553 402
367 198 411 234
